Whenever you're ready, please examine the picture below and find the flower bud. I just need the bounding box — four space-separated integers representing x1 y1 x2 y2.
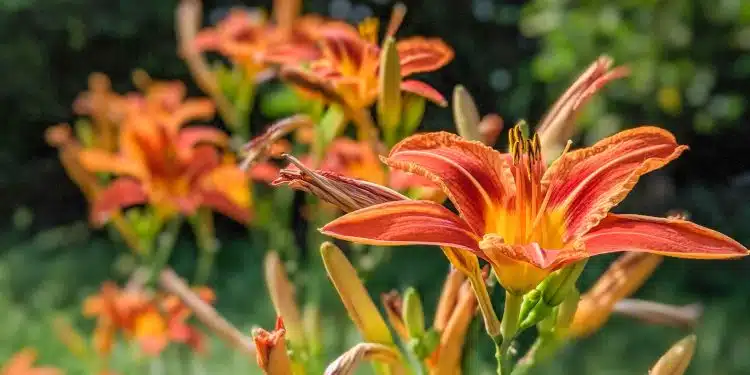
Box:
320 242 394 345
400 93 426 137
377 37 402 133
649 334 696 375
540 260 587 307
402 287 425 339
452 85 481 142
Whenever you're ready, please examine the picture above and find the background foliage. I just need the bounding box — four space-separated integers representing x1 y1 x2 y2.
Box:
1 0 749 374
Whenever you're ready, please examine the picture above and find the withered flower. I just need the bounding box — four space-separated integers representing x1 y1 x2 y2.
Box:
252 317 294 375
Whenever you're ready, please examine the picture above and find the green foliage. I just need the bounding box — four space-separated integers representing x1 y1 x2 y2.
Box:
520 0 750 139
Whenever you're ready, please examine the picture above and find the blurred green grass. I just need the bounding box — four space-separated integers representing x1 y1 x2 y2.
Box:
2 221 750 374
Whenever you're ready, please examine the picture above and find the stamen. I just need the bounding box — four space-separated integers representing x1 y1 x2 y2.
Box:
358 18 379 45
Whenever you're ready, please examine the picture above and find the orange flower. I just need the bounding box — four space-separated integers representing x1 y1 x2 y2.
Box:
1 349 62 375
83 282 212 356
284 11 454 110
78 95 250 225
194 1 323 80
320 126 749 294
252 317 293 375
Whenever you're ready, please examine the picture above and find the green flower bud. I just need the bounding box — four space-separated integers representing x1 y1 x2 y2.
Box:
402 287 425 339
377 37 402 133
452 85 481 141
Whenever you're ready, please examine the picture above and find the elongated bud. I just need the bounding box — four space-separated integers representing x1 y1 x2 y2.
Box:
264 251 305 347
614 299 703 330
433 268 465 332
569 253 663 338
519 260 586 330
273 155 408 212
381 291 408 340
324 342 403 375
541 260 587 307
478 114 503 146
402 287 425 339
400 93 426 136
377 37 402 132
649 334 697 375
554 288 580 335
453 85 482 142
320 242 394 345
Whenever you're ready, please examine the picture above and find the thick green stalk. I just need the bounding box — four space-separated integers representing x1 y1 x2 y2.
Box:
498 292 523 374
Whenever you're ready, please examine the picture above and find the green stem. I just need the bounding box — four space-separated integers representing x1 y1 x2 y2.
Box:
192 209 218 286
149 217 182 285
511 335 565 375
232 77 255 141
498 291 524 374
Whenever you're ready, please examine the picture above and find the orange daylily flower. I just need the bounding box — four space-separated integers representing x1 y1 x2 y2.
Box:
83 282 213 356
193 1 323 80
1 349 62 375
284 11 454 110
78 96 250 225
321 127 749 294
72 73 128 151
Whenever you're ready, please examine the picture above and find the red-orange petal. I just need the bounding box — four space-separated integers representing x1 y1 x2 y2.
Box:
90 178 148 226
321 200 482 255
177 126 229 150
400 80 447 107
397 37 454 77
543 126 688 242
385 132 513 235
201 189 252 224
581 214 749 259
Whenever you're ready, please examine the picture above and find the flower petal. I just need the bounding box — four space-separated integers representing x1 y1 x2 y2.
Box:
177 126 229 150
543 126 688 241
581 214 749 259
400 80 447 107
200 165 252 224
78 149 143 177
385 132 514 235
321 200 482 254
397 37 454 76
90 178 148 227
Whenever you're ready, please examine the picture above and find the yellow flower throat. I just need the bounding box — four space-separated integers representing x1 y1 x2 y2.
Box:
486 125 565 249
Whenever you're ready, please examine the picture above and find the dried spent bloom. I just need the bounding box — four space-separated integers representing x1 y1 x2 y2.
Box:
274 155 408 213
0 349 62 375
324 342 403 375
569 252 662 338
282 6 453 110
78 94 250 225
613 299 703 330
252 317 294 375
320 127 748 294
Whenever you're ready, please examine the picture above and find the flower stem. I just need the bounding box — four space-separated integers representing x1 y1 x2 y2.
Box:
497 291 523 374
149 217 182 285
192 208 217 286
512 334 564 375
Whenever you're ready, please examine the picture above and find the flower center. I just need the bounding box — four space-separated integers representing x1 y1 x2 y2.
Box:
487 124 565 249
